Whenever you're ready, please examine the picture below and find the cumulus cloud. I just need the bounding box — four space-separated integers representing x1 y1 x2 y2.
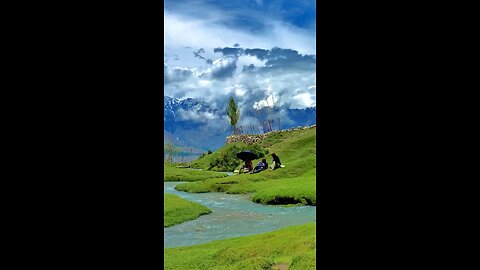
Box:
293 92 315 108
253 95 275 110
165 46 316 115
164 64 195 85
164 0 316 118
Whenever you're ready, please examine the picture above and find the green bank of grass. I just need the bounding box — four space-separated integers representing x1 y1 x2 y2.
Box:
164 163 228 182
175 168 316 205
164 222 316 270
164 194 212 227
175 128 316 205
251 169 316 205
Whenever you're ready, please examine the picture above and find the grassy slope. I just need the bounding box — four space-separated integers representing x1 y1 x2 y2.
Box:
164 222 316 270
175 128 316 205
164 162 228 182
164 194 212 227
190 141 250 171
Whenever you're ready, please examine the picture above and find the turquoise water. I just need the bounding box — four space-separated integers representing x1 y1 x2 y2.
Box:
164 182 316 248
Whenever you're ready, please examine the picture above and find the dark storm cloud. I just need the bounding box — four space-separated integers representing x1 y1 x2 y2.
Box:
193 48 206 59
262 47 316 71
213 47 243 56
244 48 269 60
242 64 256 72
194 48 213 65
213 46 315 72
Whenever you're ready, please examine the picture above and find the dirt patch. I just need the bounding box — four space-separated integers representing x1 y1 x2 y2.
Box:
272 263 289 270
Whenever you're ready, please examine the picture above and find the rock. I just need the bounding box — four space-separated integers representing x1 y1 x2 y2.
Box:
226 125 315 145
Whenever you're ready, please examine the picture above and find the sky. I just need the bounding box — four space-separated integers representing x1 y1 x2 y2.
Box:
164 0 316 126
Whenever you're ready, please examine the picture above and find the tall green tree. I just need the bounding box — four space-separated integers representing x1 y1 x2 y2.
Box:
225 96 240 135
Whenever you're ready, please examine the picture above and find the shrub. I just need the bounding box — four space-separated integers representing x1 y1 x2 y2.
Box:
208 144 265 172
208 150 212 154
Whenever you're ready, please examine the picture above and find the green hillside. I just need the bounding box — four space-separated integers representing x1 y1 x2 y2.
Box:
174 127 316 205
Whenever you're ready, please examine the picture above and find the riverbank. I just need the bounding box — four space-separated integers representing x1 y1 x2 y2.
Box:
173 127 316 205
164 194 212 227
164 222 316 270
164 163 229 182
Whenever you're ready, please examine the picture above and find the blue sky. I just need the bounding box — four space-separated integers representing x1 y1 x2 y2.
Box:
164 0 315 34
164 0 316 126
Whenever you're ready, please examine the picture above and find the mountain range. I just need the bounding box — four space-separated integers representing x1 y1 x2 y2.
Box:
164 96 316 153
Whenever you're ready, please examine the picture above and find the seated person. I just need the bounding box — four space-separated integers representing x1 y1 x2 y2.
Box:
271 153 282 170
239 159 253 174
251 158 268 174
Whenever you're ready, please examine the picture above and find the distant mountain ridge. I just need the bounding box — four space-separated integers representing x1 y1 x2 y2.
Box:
164 96 217 134
164 96 316 152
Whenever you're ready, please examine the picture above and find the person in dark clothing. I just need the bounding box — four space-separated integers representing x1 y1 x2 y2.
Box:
271 153 281 170
262 158 268 170
239 159 253 174
251 158 268 174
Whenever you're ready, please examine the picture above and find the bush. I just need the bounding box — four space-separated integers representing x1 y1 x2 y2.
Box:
208 144 265 172
249 144 265 159
208 150 212 154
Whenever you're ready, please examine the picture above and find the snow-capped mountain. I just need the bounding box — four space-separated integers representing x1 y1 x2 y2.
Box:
164 96 316 152
164 96 216 134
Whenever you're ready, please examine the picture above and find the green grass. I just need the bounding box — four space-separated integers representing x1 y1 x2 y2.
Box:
164 194 212 227
164 163 228 182
175 128 316 205
164 222 316 270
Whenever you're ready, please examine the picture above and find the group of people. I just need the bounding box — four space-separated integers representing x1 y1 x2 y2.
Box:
239 153 282 174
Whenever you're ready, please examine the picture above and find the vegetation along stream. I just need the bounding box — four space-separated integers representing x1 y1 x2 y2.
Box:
164 182 316 248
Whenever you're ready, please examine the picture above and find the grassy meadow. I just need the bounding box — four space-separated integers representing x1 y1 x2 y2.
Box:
164 222 316 270
174 127 316 205
164 194 212 227
164 162 229 182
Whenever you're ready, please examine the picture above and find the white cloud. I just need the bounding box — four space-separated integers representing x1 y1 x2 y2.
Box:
164 12 315 57
177 109 218 122
164 7 316 112
293 92 315 108
236 55 266 69
253 95 275 110
198 80 212 87
165 59 316 111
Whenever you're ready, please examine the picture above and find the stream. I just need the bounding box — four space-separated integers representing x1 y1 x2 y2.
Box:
164 182 316 248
